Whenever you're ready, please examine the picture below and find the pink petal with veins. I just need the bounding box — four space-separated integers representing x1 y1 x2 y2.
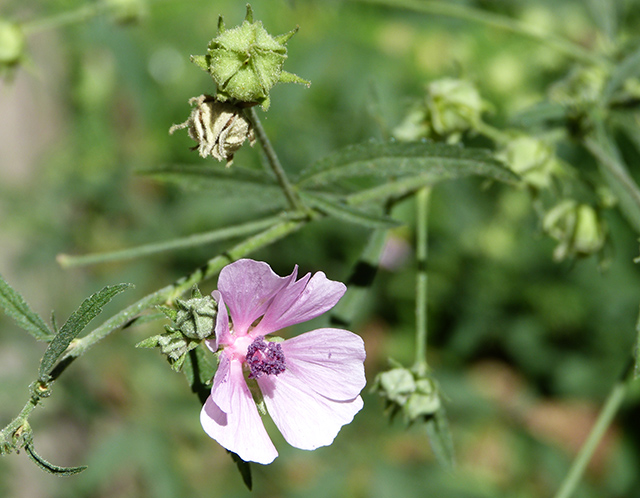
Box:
258 369 363 450
217 259 296 336
200 359 278 465
253 272 346 336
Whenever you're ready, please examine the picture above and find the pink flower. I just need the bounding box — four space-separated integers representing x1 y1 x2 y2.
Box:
200 259 366 464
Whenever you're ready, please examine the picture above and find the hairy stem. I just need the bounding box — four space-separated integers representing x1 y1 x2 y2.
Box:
247 107 304 211
414 187 431 376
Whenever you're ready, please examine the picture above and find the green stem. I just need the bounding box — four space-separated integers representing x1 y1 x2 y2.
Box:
247 107 304 211
553 363 634 498
22 3 106 35
413 187 431 376
56 215 283 267
351 0 607 67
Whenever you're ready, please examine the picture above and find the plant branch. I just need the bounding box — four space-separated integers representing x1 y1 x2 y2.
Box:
553 361 634 498
247 107 304 211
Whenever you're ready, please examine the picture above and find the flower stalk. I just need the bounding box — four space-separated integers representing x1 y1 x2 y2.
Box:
247 107 304 211
414 187 431 377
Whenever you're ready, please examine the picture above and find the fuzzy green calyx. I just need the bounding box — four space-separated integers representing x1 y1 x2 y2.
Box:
136 287 217 371
191 4 310 110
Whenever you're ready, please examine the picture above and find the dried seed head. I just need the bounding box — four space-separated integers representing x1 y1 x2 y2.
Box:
169 94 256 165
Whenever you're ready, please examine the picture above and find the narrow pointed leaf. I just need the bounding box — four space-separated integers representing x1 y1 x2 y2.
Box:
0 273 53 341
300 191 400 229
424 407 456 469
142 165 284 211
39 283 132 379
584 126 640 234
25 442 87 476
230 452 253 491
296 141 518 190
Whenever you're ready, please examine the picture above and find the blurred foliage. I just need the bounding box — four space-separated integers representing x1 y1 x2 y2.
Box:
1 0 640 497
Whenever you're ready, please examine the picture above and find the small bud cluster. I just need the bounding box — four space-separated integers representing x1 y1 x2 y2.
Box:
137 287 217 371
373 365 441 422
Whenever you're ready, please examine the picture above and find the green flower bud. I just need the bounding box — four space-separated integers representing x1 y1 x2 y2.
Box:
373 366 442 422
0 20 25 71
169 94 256 165
393 78 487 143
543 200 605 261
191 4 310 110
173 289 218 340
136 287 217 371
426 78 486 140
497 135 562 189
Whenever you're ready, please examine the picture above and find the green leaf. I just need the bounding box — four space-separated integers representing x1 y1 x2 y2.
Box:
183 347 216 404
424 407 456 470
38 283 132 379
25 442 87 476
296 141 518 190
141 164 285 211
603 42 640 104
0 273 53 342
300 191 400 229
585 0 618 42
330 228 388 327
230 452 252 491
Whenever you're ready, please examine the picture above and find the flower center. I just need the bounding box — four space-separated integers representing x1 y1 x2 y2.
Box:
245 337 285 379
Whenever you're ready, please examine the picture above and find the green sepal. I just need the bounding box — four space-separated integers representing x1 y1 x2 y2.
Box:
274 26 299 45
190 54 209 72
157 305 178 322
244 3 254 23
279 70 311 87
424 407 456 470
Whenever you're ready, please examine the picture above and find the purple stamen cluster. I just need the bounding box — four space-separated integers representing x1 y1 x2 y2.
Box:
246 337 286 379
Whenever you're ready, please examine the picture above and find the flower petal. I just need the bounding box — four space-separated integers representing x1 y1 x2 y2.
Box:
200 359 278 464
208 290 230 350
217 259 295 336
253 272 346 336
281 328 366 401
258 371 363 451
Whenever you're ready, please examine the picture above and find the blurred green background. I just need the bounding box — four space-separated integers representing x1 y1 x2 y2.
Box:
1 0 640 496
